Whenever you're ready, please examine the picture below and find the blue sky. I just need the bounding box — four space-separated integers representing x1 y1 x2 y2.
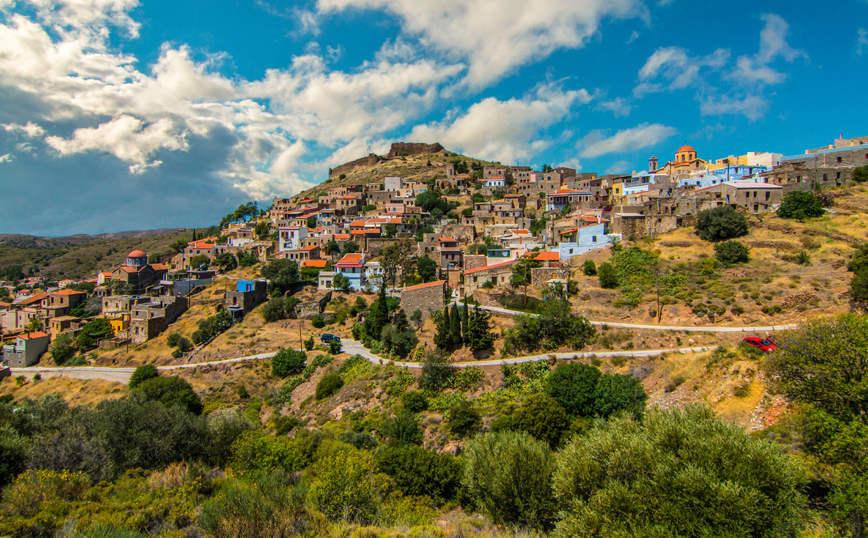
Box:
1 0 866 236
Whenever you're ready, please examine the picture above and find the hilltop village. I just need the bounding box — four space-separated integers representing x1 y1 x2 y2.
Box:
2 136 868 537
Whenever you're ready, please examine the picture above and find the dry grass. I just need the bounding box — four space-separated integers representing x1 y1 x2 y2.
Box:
0 376 127 406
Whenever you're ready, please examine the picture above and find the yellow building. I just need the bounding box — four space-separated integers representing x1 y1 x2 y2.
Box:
657 145 707 180
109 315 129 336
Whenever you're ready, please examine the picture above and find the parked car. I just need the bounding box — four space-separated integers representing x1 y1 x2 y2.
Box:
743 336 777 352
321 333 341 343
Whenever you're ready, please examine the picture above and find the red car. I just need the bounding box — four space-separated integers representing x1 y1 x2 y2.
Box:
743 337 777 352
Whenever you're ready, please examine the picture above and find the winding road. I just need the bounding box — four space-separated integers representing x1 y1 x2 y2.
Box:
9 302 792 383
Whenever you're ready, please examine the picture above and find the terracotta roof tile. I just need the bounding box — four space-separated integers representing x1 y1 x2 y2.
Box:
302 260 328 268
464 259 516 275
403 280 445 291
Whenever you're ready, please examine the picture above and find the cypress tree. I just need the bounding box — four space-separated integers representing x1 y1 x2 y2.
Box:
467 306 494 352
433 308 451 349
364 286 391 343
450 304 463 347
393 308 409 332
461 301 470 339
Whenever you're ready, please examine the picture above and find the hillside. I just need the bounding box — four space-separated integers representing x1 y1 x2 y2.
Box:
296 142 499 199
0 229 191 280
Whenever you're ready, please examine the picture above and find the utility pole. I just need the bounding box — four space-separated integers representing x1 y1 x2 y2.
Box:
656 266 662 323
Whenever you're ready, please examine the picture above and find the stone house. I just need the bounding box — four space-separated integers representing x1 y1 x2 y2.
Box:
39 289 87 320
129 295 189 345
2 332 50 367
225 280 268 316
400 280 446 321
463 259 517 296
720 181 783 213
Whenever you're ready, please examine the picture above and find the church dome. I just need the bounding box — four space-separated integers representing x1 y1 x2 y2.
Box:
127 250 146 258
677 145 695 153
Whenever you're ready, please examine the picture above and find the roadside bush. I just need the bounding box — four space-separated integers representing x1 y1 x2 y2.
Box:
328 340 342 355
545 362 647 419
128 364 159 389
49 334 76 365
714 240 750 266
463 431 557 529
503 299 595 354
315 373 344 400
272 348 306 378
304 336 314 351
553 407 806 537
376 445 462 502
695 205 749 242
593 373 647 418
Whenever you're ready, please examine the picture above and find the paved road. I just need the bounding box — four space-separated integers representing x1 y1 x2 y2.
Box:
458 302 797 333
10 366 136 384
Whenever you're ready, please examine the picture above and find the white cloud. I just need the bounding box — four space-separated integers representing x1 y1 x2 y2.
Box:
3 122 45 138
634 13 803 120
858 28 868 56
45 114 189 173
0 154 12 163
730 14 806 85
409 84 591 164
606 160 632 174
595 97 632 117
317 0 645 87
579 123 677 158
626 30 639 44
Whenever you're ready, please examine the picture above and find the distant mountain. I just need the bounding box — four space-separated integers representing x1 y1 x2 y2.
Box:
0 229 186 250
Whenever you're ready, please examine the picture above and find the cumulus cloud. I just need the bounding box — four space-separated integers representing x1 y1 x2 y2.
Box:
409 84 592 164
317 0 645 87
3 122 45 138
634 13 804 120
579 123 677 158
0 153 12 163
595 97 632 117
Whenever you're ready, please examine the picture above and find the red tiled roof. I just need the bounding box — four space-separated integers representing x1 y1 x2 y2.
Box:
351 230 367 235
51 289 86 296
403 280 445 291
302 260 328 268
511 229 531 235
364 229 380 234
19 332 48 340
337 254 364 265
439 237 456 242
301 245 318 251
464 259 516 275
151 263 169 271
528 252 560 261
351 221 366 227
334 234 351 240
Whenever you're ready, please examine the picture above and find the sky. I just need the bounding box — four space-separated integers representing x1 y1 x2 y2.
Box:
1 0 867 236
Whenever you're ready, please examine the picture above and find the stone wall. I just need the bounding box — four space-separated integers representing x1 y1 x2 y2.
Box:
365 237 399 257
616 214 680 241
531 267 570 286
464 255 487 271
439 224 476 244
387 142 445 159
400 281 446 321
464 264 515 296
329 153 381 178
295 291 332 319
130 316 168 345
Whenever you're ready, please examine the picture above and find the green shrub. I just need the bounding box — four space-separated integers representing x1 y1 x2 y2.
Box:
272 348 306 378
229 430 304 474
512 393 571 448
236 385 250 399
166 333 181 347
315 373 344 400
311 316 325 329
447 401 481 437
778 191 825 220
128 364 159 389
463 431 557 529
136 375 203 415
308 447 378 523
376 445 462 502
401 391 428 412
328 340 342 355
714 240 750 266
553 407 806 537
261 297 287 323
598 262 618 288
381 411 423 446
50 333 76 365
581 260 597 276
274 416 300 436
695 205 749 242
545 362 600 417
304 336 314 351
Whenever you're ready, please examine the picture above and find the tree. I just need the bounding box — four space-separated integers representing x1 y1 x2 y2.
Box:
855 165 868 184
308 448 378 523
315 373 344 400
545 362 601 417
778 190 826 221
325 240 341 258
136 375 203 415
465 306 494 352
449 303 463 347
512 393 571 448
363 286 390 346
418 349 455 391
417 255 437 282
598 262 618 289
50 333 76 365
410 309 423 330
306 216 317 229
382 223 398 238
470 193 485 204
851 266 868 305
553 407 806 538
341 241 360 255
510 257 539 308
0 425 27 487
593 373 647 418
380 240 412 288
381 410 423 446
272 348 306 378
260 259 300 297
332 273 351 292
129 364 159 389
213 253 238 272
447 401 481 436
463 431 557 529
504 299 595 354
380 323 418 358
261 297 287 323
189 254 210 269
432 307 452 350
376 445 462 502
695 205 749 242
581 259 597 276
714 240 750 266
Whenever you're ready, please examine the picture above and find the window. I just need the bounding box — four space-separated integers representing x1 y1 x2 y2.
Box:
592 236 597 243
838 156 843 163
837 172 841 180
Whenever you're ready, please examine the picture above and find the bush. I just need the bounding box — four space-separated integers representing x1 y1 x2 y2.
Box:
177 337 193 353
311 315 325 329
207 410 255 466
308 447 377 523
714 240 750 266
261 297 287 323
136 375 204 415
304 336 314 351
229 430 304 474
447 401 481 437
381 411 423 446
166 333 181 347
171 349 182 359
778 191 825 220
463 431 557 529
503 299 595 354
512 393 571 448
592 373 647 418
49 333 76 365
128 364 159 389
553 407 806 537
401 391 428 412
376 445 462 502
272 348 306 378
695 205 749 242
315 373 344 400
581 259 597 276
328 340 342 355
598 262 618 288
545 362 600 417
